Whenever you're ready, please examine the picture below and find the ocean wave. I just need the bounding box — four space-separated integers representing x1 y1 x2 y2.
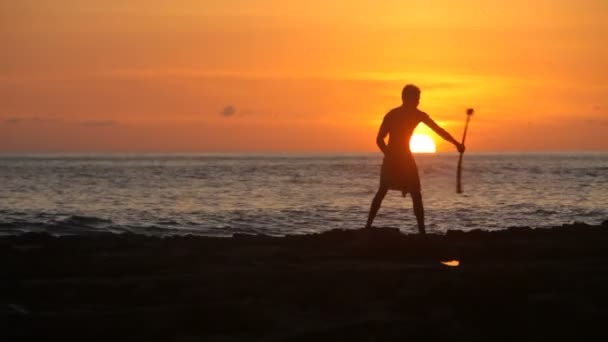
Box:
55 215 113 227
1 153 607 236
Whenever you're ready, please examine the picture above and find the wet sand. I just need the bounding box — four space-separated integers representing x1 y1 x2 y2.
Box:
3 221 608 341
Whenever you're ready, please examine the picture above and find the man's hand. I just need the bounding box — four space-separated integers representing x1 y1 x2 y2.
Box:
456 143 465 153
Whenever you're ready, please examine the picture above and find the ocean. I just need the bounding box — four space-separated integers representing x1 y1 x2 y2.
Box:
1 153 606 236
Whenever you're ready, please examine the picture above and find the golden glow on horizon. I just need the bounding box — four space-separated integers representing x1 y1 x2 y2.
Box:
410 134 437 153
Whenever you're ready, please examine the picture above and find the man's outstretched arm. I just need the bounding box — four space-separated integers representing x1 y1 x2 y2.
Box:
422 115 465 153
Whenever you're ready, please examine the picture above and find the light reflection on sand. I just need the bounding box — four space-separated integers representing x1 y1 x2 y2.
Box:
441 260 460 267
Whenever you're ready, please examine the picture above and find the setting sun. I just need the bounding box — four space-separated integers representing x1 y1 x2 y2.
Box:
410 134 437 153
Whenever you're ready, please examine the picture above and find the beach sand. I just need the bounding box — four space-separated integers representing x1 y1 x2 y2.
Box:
3 221 608 341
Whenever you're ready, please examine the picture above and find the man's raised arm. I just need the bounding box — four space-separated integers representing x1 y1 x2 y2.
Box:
422 114 465 153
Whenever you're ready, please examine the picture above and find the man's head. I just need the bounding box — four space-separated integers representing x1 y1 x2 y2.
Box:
401 84 421 107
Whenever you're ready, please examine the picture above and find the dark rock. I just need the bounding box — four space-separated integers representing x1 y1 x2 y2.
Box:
445 229 465 237
4 222 608 340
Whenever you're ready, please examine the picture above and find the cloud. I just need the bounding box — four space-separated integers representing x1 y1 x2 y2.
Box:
220 105 236 117
31 116 61 123
3 116 61 124
80 120 119 127
3 117 118 126
588 119 608 126
3 117 23 124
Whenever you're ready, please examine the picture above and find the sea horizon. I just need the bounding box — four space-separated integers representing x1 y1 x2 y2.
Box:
1 150 607 158
2 152 606 237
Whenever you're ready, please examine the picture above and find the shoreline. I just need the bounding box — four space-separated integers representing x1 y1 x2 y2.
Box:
4 221 608 340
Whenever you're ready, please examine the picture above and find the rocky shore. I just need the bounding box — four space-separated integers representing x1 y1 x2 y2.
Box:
3 221 608 341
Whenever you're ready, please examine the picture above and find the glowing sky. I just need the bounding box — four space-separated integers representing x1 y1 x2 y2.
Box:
1 0 607 152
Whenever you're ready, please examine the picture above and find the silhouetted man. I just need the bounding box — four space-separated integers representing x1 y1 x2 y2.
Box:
365 84 465 234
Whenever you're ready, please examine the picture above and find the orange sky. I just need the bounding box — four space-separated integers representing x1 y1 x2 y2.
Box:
1 0 607 152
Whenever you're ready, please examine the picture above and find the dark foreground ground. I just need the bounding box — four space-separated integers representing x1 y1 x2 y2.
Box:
3 221 608 341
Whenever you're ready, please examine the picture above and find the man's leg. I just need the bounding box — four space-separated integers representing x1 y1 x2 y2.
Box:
365 186 388 228
411 191 426 235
